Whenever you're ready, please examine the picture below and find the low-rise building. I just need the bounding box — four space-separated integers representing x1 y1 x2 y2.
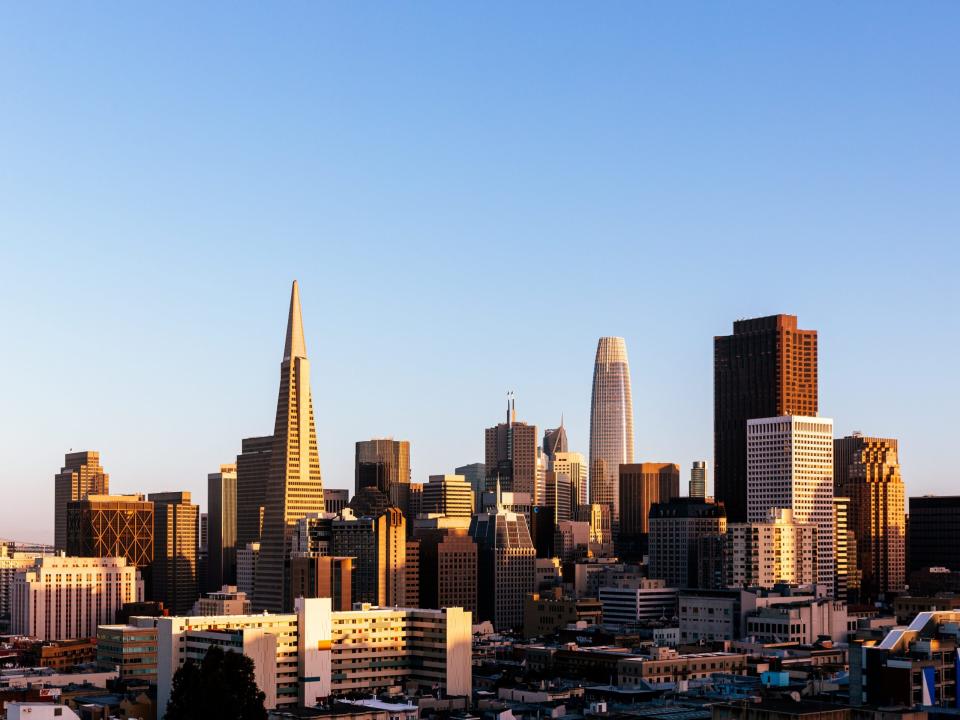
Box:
96 624 158 682
618 649 747 686
744 599 848 645
523 590 602 639
599 579 678 625
190 584 252 615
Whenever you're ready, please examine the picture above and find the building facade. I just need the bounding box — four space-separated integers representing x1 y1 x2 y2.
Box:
648 497 727 588
255 281 325 612
485 400 539 502
235 434 273 547
908 495 960 574
714 315 818 522
11 556 143 641
598 579 678 625
469 506 536 631
725 508 818 588
355 438 411 514
618 463 681 539
834 434 906 598
747 416 835 589
149 491 199 615
422 474 474 517
689 461 707 499
207 464 237 592
66 494 154 569
54 451 110 552
416 527 477 614
589 337 635 530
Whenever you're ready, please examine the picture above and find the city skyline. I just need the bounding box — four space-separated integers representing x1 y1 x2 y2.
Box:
2 3 957 542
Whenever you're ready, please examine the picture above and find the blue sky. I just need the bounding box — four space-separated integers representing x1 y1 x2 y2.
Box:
1 3 957 542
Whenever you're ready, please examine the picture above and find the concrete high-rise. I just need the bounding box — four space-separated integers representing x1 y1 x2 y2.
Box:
648 497 727 588
66 494 154 569
235 435 273 547
416 527 477 614
485 397 539 504
834 434 906 598
207 464 237 592
726 508 818 588
469 501 535 631
833 495 861 600
355 439 411 513
422 474 474 517
54 451 109 552
747 416 835 588
149 491 199 615
331 506 407 607
689 461 707 499
714 315 818 522
618 463 681 539
552 451 588 510
254 281 325 612
589 337 635 530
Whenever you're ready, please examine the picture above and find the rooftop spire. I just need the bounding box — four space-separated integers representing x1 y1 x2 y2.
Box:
283 280 307 361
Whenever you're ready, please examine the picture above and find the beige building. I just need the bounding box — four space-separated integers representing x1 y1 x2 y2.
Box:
726 508 818 588
255 281 325 612
236 541 260 597
747 416 835 588
0 548 48 618
835 434 906 598
190 585 252 615
552 451 588 509
11 556 143 641
54 451 110 552
422 474 474 517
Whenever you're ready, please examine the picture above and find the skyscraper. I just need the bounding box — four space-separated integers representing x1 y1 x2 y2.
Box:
543 420 568 464
747 416 834 588
355 439 411 512
254 281 324 612
618 463 681 539
714 315 818 521
689 461 707 499
648 497 727 588
834 434 906 598
485 398 539 502
207 464 237 591
552 452 588 509
908 496 960 574
149 491 199 615
235 435 273 547
469 502 535 631
589 337 635 530
54 451 109 552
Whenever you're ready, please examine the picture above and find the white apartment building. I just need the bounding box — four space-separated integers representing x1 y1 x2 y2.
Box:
726 508 818 588
599 579 678 625
139 598 472 718
11 556 143 641
747 416 835 589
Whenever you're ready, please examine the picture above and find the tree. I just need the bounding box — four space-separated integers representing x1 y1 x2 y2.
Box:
165 645 267 720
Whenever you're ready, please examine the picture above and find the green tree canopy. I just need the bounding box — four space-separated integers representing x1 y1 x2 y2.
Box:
165 645 267 720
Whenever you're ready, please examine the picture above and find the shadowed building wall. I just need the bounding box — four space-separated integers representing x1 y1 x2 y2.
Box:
54 451 109 552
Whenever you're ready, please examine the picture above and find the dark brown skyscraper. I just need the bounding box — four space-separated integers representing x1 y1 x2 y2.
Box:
254 281 324 612
149 491 199 615
618 463 680 538
714 314 818 521
235 435 273 547
54 451 109 552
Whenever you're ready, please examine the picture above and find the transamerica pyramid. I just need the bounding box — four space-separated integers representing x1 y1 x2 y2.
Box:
253 280 324 612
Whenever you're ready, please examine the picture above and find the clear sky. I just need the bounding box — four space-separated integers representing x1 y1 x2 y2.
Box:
1 3 957 543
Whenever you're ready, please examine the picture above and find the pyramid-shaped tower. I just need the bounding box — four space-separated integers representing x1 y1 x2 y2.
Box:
253 280 324 612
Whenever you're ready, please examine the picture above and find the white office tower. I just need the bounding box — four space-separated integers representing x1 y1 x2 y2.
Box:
747 416 835 590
